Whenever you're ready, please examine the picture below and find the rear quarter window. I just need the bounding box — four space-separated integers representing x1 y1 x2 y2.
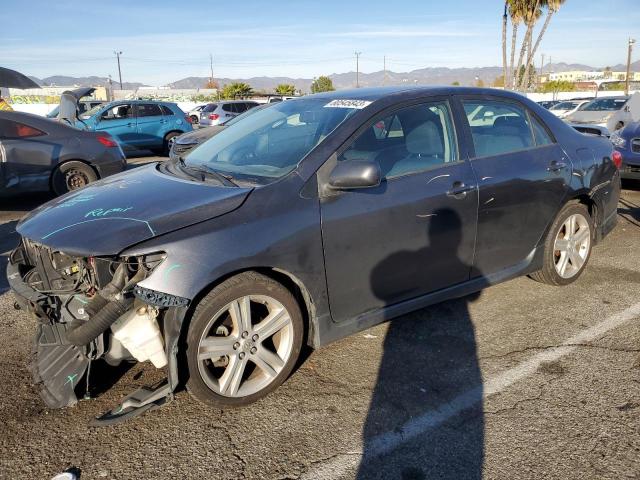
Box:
160 105 175 116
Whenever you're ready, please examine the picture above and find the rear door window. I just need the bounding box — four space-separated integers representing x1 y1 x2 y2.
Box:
222 103 236 113
137 104 163 117
462 99 534 157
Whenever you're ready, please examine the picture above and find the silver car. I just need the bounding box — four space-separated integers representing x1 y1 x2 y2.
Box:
199 100 260 126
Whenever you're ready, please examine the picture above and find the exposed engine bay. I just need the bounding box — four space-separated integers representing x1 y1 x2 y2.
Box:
8 238 176 421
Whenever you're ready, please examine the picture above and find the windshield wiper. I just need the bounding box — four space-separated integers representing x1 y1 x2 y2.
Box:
178 157 238 187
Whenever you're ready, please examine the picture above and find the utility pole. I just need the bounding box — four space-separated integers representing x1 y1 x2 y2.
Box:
355 51 362 88
625 37 636 96
383 56 387 86
114 51 123 89
209 53 215 85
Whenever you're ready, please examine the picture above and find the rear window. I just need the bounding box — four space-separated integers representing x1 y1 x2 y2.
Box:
202 104 218 112
0 119 45 138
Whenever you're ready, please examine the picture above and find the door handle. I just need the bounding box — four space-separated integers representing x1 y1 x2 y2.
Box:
446 181 476 198
547 161 567 172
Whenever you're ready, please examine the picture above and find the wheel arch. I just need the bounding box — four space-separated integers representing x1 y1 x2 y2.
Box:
182 266 317 349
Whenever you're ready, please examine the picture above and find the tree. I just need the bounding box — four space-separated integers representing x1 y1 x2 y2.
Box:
520 0 566 90
221 82 253 99
451 81 461 86
492 75 506 87
502 1 509 91
475 78 485 87
507 0 527 89
310 76 335 93
204 79 219 89
275 84 296 96
538 80 575 93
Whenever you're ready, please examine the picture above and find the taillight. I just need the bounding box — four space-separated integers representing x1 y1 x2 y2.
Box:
209 113 219 120
612 150 623 169
185 115 192 124
97 135 118 148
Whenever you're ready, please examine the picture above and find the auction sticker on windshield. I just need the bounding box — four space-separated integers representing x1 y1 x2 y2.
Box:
324 99 372 109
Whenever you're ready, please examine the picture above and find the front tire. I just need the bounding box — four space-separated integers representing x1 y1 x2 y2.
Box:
186 272 303 407
163 131 181 156
52 161 98 196
530 202 593 286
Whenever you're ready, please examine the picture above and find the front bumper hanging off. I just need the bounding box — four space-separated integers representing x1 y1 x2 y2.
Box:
7 244 191 425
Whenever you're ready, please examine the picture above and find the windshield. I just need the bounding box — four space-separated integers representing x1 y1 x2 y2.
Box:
184 98 360 182
579 98 628 112
80 104 103 119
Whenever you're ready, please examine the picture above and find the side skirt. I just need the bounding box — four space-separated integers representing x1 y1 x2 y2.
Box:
314 247 543 347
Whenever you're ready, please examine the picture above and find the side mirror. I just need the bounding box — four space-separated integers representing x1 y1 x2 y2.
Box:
329 160 381 190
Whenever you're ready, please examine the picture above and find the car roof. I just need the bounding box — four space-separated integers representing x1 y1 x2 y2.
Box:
216 100 259 104
99 99 179 108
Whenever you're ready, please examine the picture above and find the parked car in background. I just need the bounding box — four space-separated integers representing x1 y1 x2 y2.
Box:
549 99 591 119
8 87 620 421
0 110 125 196
537 100 561 109
199 100 260 126
47 87 105 120
187 104 207 124
267 96 296 103
170 103 273 160
611 122 640 180
47 100 105 119
78 100 192 155
564 94 640 132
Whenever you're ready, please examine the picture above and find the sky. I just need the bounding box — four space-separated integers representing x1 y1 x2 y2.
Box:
1 0 638 85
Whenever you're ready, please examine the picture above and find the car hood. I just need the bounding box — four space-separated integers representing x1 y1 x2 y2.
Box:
565 111 614 124
622 122 640 139
176 126 226 145
17 164 252 256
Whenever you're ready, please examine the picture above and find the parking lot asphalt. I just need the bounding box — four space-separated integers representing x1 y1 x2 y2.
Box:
1 167 639 480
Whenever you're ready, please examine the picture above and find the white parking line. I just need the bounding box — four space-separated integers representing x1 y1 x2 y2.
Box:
302 301 640 479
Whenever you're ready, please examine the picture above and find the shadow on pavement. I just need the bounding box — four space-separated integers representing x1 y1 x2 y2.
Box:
357 208 484 480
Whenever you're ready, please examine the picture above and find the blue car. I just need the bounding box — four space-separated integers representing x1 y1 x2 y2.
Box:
77 100 193 155
611 122 640 180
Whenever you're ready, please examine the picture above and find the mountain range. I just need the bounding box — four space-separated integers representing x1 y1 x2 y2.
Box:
29 61 640 92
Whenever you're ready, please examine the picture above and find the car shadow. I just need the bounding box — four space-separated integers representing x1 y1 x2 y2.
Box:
357 208 484 480
618 196 640 228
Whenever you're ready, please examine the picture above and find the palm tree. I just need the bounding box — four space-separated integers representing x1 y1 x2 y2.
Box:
275 84 296 96
513 0 542 91
519 0 566 90
502 1 509 89
507 0 527 89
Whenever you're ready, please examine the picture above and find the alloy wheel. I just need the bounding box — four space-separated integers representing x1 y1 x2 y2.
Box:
553 213 591 279
196 295 294 398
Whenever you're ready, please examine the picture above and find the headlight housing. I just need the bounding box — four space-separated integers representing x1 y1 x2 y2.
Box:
610 132 626 149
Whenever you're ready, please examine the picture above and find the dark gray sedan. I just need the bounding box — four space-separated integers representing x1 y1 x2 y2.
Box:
0 111 126 196
8 87 620 423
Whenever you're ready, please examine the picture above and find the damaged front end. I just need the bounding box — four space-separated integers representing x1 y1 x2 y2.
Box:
8 238 188 424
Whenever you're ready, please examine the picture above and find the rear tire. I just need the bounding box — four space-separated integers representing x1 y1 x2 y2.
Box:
186 272 303 408
190 115 199 124
52 161 98 196
530 202 593 286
